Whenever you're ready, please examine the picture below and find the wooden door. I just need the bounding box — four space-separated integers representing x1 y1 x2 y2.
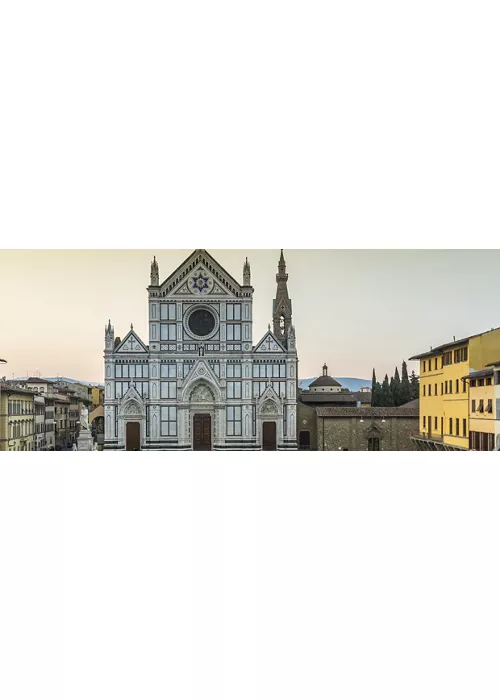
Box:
299 430 311 450
193 414 211 451
126 422 140 451
262 421 277 451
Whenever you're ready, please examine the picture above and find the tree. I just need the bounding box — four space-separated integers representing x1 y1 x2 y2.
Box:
400 360 411 405
381 374 394 407
372 368 380 406
393 366 401 406
410 370 419 400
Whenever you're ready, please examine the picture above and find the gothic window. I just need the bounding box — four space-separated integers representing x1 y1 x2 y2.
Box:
161 303 177 321
368 438 380 451
161 382 177 399
226 304 241 321
161 407 177 436
227 382 242 399
226 324 241 341
227 364 242 378
227 406 242 436
161 324 177 341
280 315 285 332
161 364 177 378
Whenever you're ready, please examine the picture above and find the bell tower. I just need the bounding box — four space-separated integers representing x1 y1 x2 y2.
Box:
272 250 292 344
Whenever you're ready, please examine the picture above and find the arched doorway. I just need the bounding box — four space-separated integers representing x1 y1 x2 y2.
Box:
193 414 212 451
126 422 140 451
262 421 277 451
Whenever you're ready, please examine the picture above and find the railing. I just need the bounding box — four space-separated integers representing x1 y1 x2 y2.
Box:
411 431 444 443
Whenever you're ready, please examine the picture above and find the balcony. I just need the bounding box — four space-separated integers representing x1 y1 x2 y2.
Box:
411 431 466 451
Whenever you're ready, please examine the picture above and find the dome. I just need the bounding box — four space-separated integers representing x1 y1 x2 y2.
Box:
309 364 342 390
309 375 342 388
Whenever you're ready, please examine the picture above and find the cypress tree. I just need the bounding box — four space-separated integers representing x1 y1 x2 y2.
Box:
381 374 393 407
400 360 411 405
393 366 401 406
410 370 419 400
372 368 378 406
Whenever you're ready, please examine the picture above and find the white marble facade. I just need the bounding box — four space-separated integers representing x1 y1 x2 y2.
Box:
104 249 298 450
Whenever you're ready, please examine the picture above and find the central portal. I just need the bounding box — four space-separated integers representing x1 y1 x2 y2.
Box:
193 414 212 451
262 421 277 451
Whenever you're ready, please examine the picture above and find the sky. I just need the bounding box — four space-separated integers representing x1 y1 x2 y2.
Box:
1 248 500 384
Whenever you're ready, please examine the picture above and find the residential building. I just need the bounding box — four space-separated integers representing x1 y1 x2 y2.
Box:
34 395 46 451
491 360 500 450
103 249 298 450
409 326 500 451
44 394 56 450
0 383 37 451
54 394 70 449
90 385 104 410
464 365 500 451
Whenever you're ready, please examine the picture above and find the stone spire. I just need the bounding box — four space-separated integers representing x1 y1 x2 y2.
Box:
105 319 114 352
243 257 251 286
150 255 159 286
273 249 292 344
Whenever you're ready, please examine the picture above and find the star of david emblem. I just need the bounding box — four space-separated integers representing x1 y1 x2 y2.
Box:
192 272 210 292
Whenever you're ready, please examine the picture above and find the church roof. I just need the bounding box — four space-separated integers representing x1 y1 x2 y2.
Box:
317 404 419 418
309 375 342 388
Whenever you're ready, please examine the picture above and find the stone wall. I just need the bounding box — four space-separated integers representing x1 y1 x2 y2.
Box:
317 415 418 451
297 400 317 449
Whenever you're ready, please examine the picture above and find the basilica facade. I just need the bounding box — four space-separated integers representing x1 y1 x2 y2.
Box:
103 249 298 450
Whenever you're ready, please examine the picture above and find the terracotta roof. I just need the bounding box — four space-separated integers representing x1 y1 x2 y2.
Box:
399 398 419 409
0 383 38 396
462 368 494 380
317 405 419 418
300 393 359 404
409 326 500 360
309 376 342 388
300 390 372 404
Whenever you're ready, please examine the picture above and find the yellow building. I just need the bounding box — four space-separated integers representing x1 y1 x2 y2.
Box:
409 326 500 451
90 385 104 409
465 365 500 451
0 383 37 451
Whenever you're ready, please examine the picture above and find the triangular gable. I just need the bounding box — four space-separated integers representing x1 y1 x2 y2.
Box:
118 383 146 417
181 359 222 401
183 359 220 389
257 384 282 415
160 249 242 298
120 383 145 406
209 281 230 296
253 330 286 354
115 330 148 354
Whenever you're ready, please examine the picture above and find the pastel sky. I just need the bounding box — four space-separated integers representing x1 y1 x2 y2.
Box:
1 249 499 384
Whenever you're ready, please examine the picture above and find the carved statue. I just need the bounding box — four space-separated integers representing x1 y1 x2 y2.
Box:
80 405 89 431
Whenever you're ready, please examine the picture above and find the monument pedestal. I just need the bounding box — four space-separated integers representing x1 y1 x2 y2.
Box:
77 429 94 451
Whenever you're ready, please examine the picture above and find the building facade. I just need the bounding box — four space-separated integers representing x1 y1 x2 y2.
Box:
298 402 418 451
410 327 500 451
104 249 298 451
0 384 36 451
465 365 500 451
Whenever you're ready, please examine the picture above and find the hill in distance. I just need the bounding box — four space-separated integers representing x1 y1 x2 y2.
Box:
299 377 371 392
15 376 103 387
